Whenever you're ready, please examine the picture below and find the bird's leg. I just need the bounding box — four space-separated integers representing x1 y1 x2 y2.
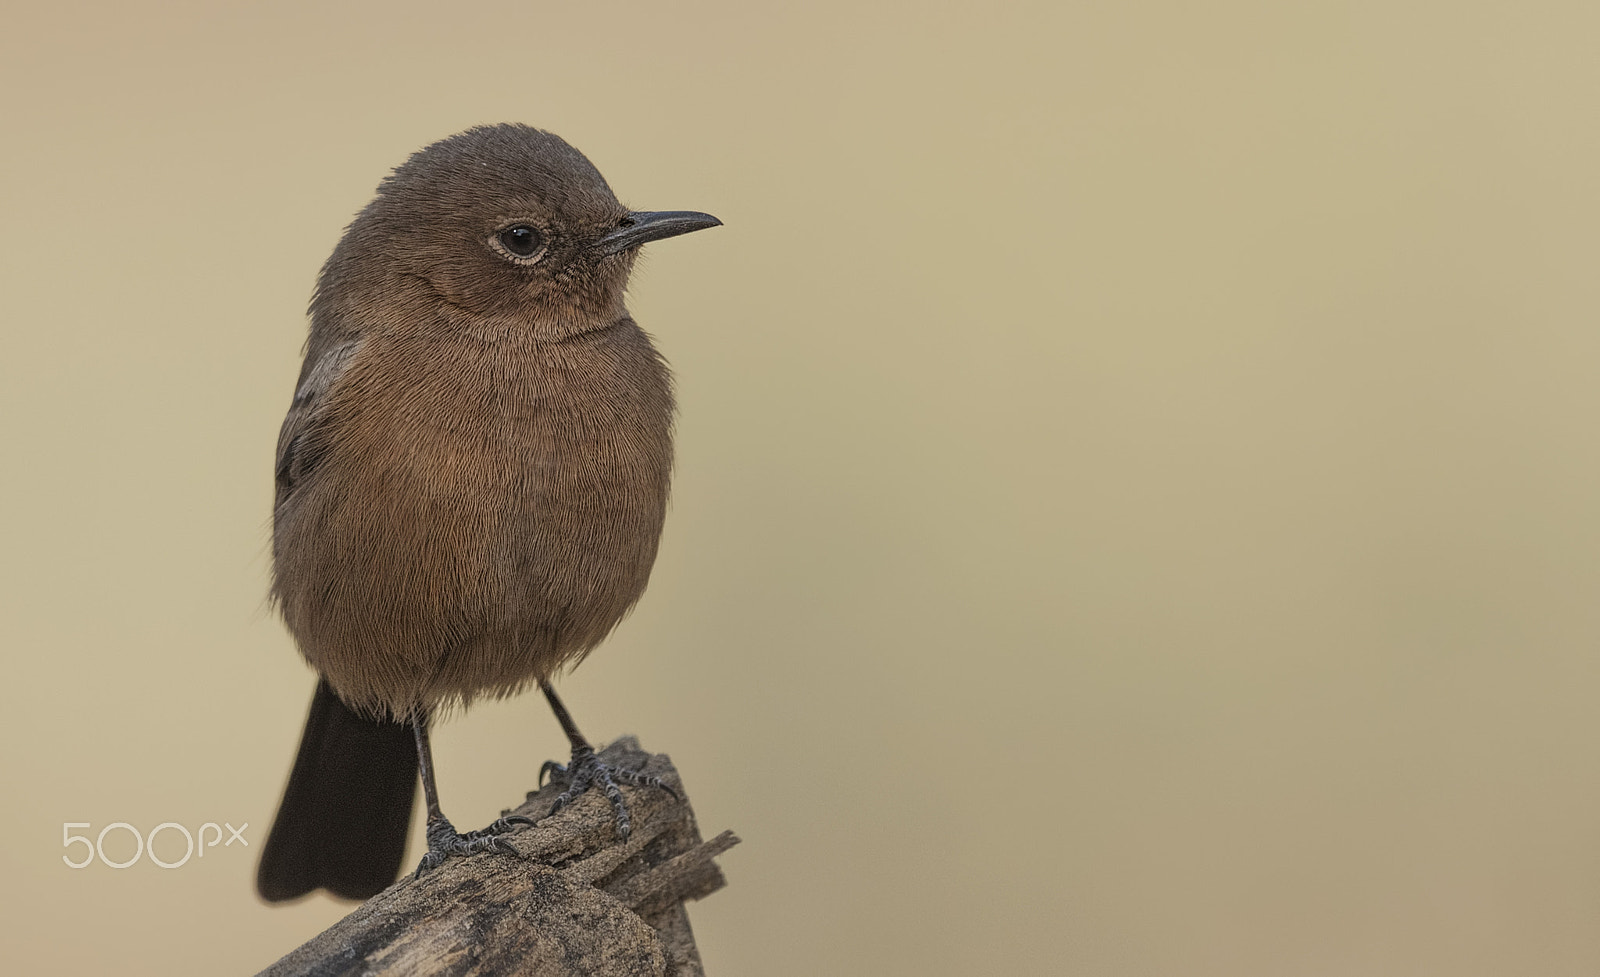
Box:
536 682 679 842
411 712 532 877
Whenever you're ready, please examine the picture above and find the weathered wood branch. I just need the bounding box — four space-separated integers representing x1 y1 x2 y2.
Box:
260 738 737 977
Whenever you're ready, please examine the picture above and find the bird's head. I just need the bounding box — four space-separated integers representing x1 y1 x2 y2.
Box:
316 124 720 340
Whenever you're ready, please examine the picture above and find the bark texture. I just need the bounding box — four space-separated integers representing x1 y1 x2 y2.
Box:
259 738 736 977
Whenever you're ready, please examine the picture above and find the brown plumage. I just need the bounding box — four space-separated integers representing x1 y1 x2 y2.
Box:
257 124 719 902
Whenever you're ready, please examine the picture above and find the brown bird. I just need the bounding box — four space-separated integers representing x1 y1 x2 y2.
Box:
255 124 719 902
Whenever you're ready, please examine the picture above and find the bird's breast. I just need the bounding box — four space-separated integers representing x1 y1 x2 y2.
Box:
278 318 674 709
350 322 675 579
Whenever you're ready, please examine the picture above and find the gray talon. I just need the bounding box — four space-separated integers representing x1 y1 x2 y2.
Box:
538 746 678 841
463 814 534 841
412 815 525 878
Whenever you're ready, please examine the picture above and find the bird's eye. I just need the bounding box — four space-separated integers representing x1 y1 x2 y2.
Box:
496 224 544 259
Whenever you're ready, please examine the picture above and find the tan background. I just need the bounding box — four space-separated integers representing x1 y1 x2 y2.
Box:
3 1 1599 974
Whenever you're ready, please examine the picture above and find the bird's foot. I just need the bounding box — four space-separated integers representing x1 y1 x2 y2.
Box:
538 744 679 841
463 812 537 842
412 813 533 877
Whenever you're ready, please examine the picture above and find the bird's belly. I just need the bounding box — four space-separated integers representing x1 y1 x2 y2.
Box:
283 400 669 715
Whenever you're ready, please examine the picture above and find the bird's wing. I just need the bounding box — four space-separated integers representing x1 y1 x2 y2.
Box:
274 338 360 509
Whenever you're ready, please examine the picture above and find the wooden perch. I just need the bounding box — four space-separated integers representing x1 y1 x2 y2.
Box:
259 738 738 977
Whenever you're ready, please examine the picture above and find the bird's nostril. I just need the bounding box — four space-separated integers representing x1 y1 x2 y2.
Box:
617 216 636 228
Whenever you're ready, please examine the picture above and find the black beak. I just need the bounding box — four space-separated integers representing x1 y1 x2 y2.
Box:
595 210 722 256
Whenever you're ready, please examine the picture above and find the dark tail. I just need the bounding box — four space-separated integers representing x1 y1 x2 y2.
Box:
256 679 419 902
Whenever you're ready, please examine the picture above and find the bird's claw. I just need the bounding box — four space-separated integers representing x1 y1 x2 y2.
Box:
462 814 535 841
539 745 679 841
412 814 528 878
